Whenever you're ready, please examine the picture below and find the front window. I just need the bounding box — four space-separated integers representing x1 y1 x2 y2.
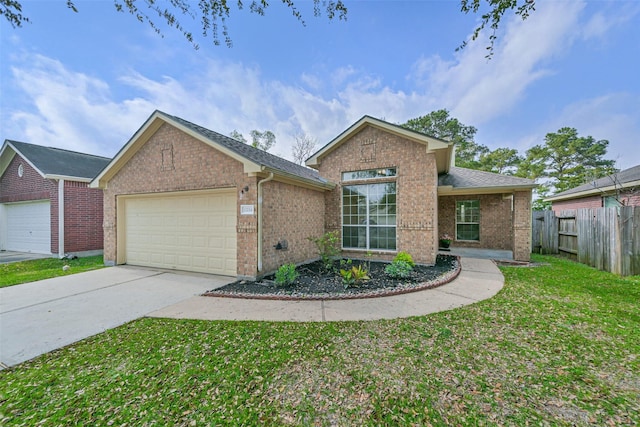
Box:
342 182 396 250
342 168 396 181
456 200 480 241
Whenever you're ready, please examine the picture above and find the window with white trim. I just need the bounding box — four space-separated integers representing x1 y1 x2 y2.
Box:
456 200 480 241
342 169 397 250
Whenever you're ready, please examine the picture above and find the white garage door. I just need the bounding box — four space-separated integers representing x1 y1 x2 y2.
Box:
5 200 52 254
122 190 237 276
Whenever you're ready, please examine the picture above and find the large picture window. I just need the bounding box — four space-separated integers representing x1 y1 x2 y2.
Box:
456 200 480 241
342 182 396 250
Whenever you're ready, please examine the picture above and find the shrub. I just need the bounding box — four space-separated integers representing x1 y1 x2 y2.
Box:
393 251 415 267
385 260 413 279
274 263 298 287
340 265 370 288
308 231 340 271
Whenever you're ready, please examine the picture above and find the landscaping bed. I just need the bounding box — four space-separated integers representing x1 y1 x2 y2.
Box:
205 254 460 300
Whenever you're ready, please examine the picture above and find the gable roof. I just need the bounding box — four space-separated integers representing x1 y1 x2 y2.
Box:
438 167 536 194
0 140 111 182
90 110 333 190
545 164 640 202
306 116 455 174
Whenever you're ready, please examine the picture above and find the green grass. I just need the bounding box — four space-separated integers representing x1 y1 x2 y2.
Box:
0 255 105 288
1 255 638 425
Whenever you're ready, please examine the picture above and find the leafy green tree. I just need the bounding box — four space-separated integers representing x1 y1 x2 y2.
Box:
459 0 537 58
402 109 489 169
230 129 276 151
1 0 347 48
2 1 536 53
517 127 616 203
477 147 522 175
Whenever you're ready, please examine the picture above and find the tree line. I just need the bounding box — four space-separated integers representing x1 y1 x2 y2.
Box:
234 109 617 211
402 109 617 210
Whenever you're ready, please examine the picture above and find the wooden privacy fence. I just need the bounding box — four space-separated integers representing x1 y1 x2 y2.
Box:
532 206 640 276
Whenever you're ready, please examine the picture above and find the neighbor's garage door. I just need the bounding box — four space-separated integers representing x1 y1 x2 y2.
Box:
122 190 237 276
5 200 51 254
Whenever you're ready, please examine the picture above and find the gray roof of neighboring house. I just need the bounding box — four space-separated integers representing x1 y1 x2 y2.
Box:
163 112 330 186
550 164 640 198
438 166 536 189
5 140 111 179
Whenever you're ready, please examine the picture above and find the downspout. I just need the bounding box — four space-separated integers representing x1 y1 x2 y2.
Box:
257 172 274 273
58 179 65 258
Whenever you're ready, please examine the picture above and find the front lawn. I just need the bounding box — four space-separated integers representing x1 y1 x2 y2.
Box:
1 255 638 425
0 255 105 288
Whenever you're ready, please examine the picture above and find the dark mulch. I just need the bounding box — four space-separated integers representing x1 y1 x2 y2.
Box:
205 254 460 300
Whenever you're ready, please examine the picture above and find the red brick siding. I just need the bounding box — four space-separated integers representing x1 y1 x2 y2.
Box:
315 125 438 265
102 123 259 277
261 180 325 274
438 194 513 250
63 181 104 252
552 190 640 212
552 195 602 213
620 191 640 206
0 153 58 253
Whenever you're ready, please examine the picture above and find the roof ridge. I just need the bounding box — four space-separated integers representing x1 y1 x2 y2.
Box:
160 112 322 176
6 139 111 160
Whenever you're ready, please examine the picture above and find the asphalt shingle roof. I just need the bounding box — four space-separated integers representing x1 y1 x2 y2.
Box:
7 140 111 179
163 112 330 186
438 166 536 189
551 164 640 198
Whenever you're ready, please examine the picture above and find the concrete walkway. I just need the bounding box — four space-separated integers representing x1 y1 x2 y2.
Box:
148 257 504 322
1 258 503 367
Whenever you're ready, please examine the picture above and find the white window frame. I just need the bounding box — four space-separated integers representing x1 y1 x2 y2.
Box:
455 200 480 241
341 168 397 251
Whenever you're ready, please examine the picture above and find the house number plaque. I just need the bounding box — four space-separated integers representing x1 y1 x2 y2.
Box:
240 205 255 215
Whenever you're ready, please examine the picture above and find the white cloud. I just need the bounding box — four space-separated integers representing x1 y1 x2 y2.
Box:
551 94 640 170
409 0 586 126
581 3 640 41
5 54 153 157
3 0 634 168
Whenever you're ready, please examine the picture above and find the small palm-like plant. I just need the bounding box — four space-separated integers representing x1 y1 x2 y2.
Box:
340 265 370 288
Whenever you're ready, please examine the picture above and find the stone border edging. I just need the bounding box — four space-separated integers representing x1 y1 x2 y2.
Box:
203 256 462 301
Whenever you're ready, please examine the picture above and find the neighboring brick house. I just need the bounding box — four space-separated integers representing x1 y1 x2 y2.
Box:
0 140 110 256
546 164 640 213
91 111 535 279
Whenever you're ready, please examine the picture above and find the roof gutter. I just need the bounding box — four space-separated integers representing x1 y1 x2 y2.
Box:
438 183 537 195
262 167 335 191
46 174 93 183
545 179 640 202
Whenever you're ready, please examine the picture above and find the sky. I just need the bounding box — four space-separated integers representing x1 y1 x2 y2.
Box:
1 0 639 170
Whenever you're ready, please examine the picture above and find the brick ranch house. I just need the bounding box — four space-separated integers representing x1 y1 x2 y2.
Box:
0 140 110 256
91 111 535 279
546 164 640 212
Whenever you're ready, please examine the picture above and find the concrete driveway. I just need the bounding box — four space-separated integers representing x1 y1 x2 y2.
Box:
0 267 231 368
0 250 53 264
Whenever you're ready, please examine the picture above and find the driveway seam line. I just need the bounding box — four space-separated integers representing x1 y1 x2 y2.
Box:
1 272 167 314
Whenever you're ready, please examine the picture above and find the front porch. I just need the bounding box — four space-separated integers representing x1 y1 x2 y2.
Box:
440 247 513 261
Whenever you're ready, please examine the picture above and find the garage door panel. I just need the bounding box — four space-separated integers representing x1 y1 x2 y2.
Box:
5 201 51 254
123 191 237 276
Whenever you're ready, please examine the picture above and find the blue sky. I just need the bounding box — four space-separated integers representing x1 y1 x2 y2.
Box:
1 0 639 170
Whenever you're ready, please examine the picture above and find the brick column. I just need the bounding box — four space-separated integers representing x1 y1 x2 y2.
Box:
512 190 532 261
